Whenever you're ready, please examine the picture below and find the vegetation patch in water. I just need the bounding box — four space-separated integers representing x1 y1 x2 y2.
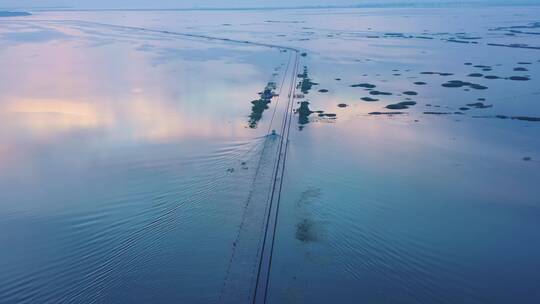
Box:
467 102 493 109
369 111 405 115
424 111 452 115
442 80 488 90
361 97 379 102
351 83 376 89
297 101 313 126
296 219 318 243
475 115 540 122
508 76 530 81
420 72 453 76
386 101 417 110
297 66 318 94
248 82 277 128
370 90 392 96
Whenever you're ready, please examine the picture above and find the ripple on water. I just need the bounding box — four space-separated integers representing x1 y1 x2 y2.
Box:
0 138 268 303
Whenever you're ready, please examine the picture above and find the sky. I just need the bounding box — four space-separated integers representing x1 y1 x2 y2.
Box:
2 0 539 9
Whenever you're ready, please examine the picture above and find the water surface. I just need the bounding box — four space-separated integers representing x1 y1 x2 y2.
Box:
1 6 540 304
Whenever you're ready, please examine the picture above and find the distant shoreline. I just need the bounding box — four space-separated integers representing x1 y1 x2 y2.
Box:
3 1 540 13
0 11 31 17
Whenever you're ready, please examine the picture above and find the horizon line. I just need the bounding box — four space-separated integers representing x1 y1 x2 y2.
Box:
3 1 540 13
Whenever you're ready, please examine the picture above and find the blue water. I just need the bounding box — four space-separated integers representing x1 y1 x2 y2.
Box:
0 19 295 303
1 6 540 303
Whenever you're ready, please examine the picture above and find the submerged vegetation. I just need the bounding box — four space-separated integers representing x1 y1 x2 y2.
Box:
294 65 337 129
289 55 537 127
248 82 277 129
386 101 417 110
290 44 537 131
297 101 313 126
297 66 318 94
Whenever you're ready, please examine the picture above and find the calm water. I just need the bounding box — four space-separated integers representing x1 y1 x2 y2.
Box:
0 19 294 303
1 6 540 303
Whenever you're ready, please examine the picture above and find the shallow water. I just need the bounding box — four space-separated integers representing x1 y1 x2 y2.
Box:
1 6 540 304
0 20 294 303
